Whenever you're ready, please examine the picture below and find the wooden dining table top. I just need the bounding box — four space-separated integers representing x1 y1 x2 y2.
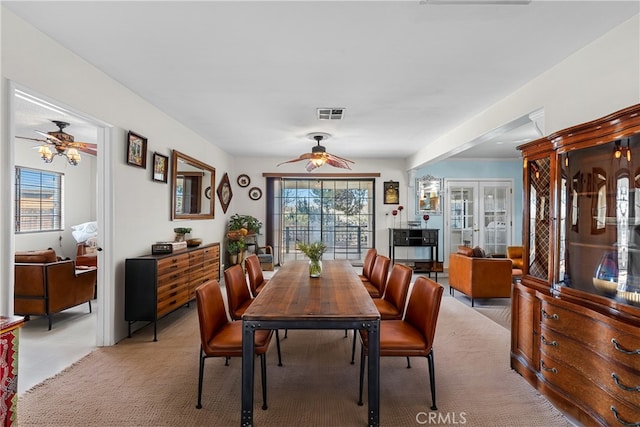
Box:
243 260 380 322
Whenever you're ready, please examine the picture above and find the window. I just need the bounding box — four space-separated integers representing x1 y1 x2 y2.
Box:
15 166 64 233
268 178 375 264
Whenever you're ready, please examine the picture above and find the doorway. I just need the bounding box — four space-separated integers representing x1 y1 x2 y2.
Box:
445 179 514 262
10 84 111 393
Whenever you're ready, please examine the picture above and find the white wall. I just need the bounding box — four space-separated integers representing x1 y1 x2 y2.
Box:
407 14 640 169
233 156 407 257
1 8 233 342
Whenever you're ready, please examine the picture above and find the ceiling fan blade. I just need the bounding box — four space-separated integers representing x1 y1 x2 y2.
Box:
277 153 314 167
325 156 353 170
326 152 355 164
35 130 63 143
78 145 98 156
16 135 48 143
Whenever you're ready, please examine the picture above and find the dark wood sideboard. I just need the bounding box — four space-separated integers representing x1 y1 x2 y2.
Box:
125 242 220 341
512 104 640 426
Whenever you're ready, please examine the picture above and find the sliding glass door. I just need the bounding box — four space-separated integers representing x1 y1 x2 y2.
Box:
269 178 375 265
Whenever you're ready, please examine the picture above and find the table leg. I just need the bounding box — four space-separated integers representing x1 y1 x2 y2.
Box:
241 321 255 427
367 320 380 427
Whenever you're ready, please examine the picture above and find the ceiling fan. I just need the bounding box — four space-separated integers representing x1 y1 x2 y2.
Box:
277 132 355 172
16 120 97 165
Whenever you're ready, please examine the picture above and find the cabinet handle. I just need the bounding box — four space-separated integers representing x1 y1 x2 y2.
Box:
612 373 640 392
540 360 558 374
612 338 640 355
541 336 558 347
611 406 640 426
541 309 559 320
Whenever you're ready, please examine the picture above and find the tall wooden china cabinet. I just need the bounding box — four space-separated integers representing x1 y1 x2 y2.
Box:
511 104 640 426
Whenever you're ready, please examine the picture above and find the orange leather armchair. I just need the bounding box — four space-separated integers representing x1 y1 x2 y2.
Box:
14 249 96 330
447 246 512 307
507 246 524 277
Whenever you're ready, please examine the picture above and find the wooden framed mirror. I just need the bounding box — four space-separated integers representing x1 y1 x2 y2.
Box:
171 150 215 220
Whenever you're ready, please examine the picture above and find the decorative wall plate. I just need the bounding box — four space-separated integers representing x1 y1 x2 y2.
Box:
248 187 262 201
217 173 233 213
205 186 212 199
237 174 251 188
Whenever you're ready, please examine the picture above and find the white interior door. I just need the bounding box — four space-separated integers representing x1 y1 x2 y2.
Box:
445 179 513 264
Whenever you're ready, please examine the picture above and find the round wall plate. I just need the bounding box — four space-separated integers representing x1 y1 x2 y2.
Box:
248 187 262 201
237 174 250 187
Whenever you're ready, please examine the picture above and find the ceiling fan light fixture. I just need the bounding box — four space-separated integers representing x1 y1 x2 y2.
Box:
277 132 354 172
66 147 81 165
38 145 53 163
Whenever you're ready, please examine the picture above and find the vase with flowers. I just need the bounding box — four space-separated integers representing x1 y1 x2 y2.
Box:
297 241 328 278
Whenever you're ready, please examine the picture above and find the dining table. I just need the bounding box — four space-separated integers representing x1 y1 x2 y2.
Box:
241 259 381 427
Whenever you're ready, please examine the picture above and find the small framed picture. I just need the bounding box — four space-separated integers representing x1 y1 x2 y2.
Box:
237 174 251 188
152 152 168 183
127 131 147 168
249 187 262 201
217 173 233 213
383 181 399 204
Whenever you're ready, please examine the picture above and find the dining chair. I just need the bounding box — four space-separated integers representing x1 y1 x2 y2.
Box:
357 276 444 410
359 248 378 283
195 279 281 410
362 255 390 299
351 263 412 363
245 254 268 297
223 264 253 320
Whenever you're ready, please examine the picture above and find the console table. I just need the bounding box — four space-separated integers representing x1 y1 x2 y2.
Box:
125 242 220 341
388 228 442 280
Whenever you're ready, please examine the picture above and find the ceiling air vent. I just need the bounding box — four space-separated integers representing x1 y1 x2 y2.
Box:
317 108 345 120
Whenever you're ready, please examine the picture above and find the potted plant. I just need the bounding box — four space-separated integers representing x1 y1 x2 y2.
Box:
173 227 192 242
228 214 262 235
227 239 246 265
297 241 328 277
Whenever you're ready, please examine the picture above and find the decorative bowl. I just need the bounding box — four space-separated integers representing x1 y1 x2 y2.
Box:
187 238 203 247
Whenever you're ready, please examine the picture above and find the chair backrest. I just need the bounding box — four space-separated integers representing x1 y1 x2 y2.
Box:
195 280 229 352
369 255 391 295
223 264 252 320
383 263 413 313
362 248 377 279
405 276 444 349
245 254 265 296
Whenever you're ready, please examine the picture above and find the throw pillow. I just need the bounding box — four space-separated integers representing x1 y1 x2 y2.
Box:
472 246 486 258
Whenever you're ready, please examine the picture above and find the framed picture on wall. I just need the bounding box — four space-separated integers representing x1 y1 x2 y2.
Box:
383 181 399 204
217 173 233 213
152 152 168 183
127 131 147 169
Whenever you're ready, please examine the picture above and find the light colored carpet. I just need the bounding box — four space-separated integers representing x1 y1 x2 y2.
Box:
17 290 571 427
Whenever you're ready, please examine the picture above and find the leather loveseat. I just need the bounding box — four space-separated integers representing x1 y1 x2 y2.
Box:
14 249 97 330
448 246 512 307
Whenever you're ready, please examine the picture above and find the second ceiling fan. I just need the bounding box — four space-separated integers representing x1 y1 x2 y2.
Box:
16 120 97 165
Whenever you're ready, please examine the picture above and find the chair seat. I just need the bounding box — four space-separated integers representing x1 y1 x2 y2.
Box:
358 274 370 283
235 299 253 318
363 282 381 298
361 321 429 357
373 299 403 320
204 322 273 356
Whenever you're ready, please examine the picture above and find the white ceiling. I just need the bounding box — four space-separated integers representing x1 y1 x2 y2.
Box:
6 1 639 163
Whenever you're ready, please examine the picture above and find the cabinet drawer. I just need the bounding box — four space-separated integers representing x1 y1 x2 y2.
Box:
157 289 189 318
202 245 219 260
540 297 640 371
541 326 640 409
158 269 189 289
157 254 190 276
158 278 189 300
